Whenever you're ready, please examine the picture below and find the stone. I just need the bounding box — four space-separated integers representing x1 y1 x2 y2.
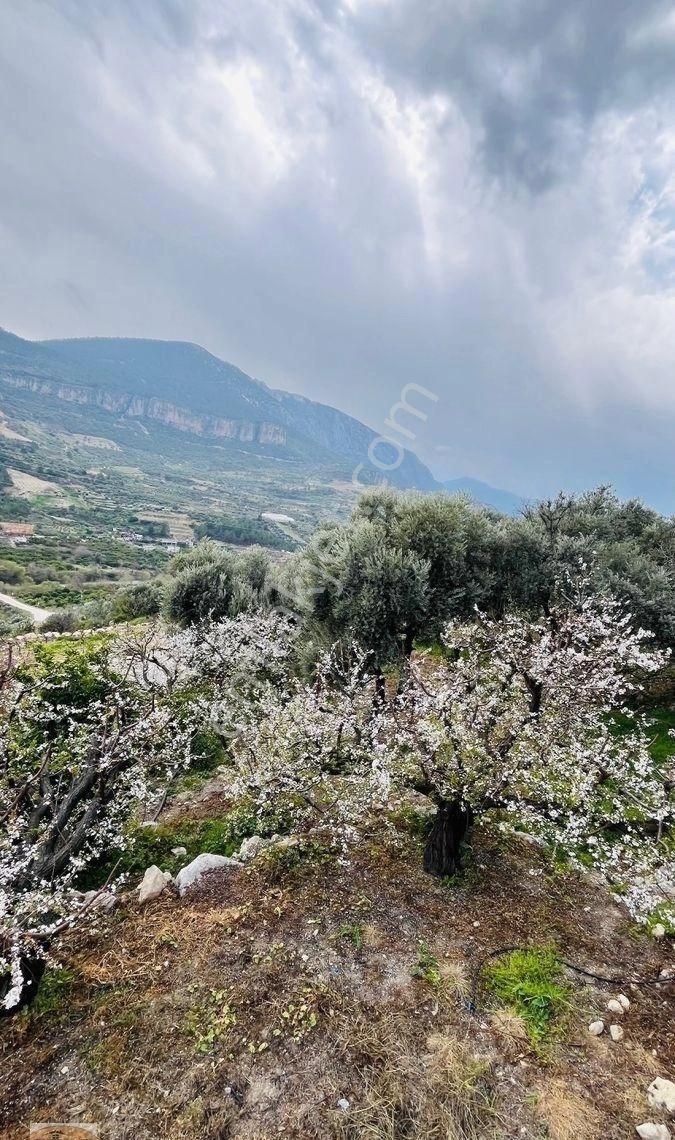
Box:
274 835 301 851
648 1078 675 1115
609 1024 624 1042
652 924 667 940
81 889 116 914
138 865 172 904
617 993 631 1011
607 999 624 1015
636 1124 671 1140
337 1099 350 1111
171 846 187 857
175 853 239 897
659 967 675 981
588 1020 605 1036
236 835 272 863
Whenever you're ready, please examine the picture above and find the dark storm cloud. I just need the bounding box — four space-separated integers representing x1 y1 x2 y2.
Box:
348 0 675 190
1 0 675 508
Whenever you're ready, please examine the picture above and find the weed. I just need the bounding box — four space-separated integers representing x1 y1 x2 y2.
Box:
185 988 237 1054
272 985 323 1044
440 853 480 891
483 948 569 1045
412 942 443 988
388 803 434 839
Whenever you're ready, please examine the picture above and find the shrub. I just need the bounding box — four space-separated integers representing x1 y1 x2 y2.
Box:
164 558 238 627
0 561 24 586
40 609 76 633
111 581 163 622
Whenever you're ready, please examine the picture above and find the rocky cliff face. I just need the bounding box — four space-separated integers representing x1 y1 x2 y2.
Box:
0 374 287 446
0 329 441 490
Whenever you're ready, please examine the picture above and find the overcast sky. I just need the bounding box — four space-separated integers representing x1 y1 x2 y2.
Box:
2 1 675 508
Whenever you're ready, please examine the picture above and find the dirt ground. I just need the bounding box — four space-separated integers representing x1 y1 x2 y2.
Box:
1 825 674 1140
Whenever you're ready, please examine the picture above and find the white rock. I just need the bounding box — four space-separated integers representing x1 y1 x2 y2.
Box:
618 993 631 1011
588 1020 605 1036
337 1099 350 1111
607 999 625 1015
609 1024 624 1042
648 1078 675 1115
636 1124 671 1140
659 967 675 981
175 853 239 897
138 865 172 904
652 924 667 940
171 846 187 857
236 835 272 862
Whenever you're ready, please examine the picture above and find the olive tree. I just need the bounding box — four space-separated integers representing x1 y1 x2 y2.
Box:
297 517 430 686
164 542 271 628
524 486 675 649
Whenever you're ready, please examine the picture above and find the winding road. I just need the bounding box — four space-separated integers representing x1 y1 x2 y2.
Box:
0 591 52 624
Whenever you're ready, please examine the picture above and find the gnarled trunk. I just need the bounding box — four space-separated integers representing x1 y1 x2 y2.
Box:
423 798 474 877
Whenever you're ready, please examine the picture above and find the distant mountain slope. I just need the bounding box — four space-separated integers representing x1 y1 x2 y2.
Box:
443 476 525 515
0 329 438 490
274 389 438 490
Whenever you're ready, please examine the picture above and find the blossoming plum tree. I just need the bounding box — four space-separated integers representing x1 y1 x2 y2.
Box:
0 638 194 1015
0 613 302 1015
391 581 674 887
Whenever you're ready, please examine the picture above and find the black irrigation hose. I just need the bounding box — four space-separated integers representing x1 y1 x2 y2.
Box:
465 943 673 1016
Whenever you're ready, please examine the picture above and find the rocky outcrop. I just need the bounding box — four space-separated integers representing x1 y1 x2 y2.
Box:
0 374 287 446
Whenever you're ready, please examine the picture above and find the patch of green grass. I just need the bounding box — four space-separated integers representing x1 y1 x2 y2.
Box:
256 839 333 883
28 967 76 1017
336 923 364 951
412 942 443 988
483 948 569 1045
76 796 298 889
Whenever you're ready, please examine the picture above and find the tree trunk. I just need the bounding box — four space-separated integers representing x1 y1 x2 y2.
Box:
0 948 46 1018
423 799 474 877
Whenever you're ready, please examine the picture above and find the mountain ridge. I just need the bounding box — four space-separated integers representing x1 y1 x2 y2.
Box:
0 329 438 490
1 328 523 507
